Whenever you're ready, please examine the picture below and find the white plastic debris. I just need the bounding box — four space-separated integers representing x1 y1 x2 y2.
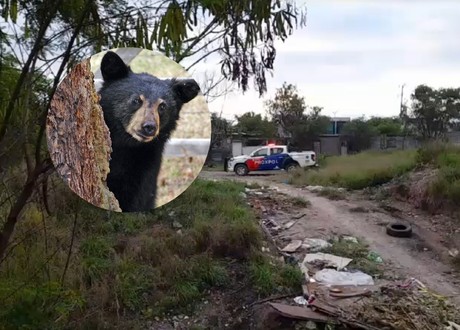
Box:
305 185 324 192
449 249 459 258
281 240 303 253
342 236 359 244
302 238 332 252
314 269 375 286
302 253 352 271
293 296 308 305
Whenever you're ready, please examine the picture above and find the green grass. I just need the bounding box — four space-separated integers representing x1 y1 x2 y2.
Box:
0 177 299 329
288 150 418 190
248 255 303 296
323 237 384 276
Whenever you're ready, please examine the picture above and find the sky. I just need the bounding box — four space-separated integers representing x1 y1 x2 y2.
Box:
183 0 460 121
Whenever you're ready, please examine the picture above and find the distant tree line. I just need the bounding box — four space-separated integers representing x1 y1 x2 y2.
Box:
211 83 460 152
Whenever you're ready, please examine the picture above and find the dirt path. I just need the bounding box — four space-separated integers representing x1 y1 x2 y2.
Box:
199 171 460 304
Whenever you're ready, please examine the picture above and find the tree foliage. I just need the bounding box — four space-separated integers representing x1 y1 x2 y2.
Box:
265 82 329 149
406 84 460 140
342 117 378 153
367 116 403 136
234 111 276 137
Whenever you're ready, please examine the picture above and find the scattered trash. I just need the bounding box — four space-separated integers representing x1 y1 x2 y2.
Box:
303 253 352 271
305 186 346 193
302 238 332 252
367 251 383 263
305 186 324 192
172 221 183 229
281 240 303 253
449 249 459 258
284 219 302 229
314 269 375 286
268 302 338 323
342 236 358 244
293 296 308 305
239 192 247 198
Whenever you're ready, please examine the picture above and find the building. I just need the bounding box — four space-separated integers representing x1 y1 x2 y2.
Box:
325 117 351 135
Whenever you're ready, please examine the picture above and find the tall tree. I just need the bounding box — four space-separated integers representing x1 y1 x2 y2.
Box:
265 82 329 149
265 82 306 136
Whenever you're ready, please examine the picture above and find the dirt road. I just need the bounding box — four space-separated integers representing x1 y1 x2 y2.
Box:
199 170 460 304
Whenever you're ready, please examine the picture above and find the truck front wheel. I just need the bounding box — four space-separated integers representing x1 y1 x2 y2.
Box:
234 164 249 176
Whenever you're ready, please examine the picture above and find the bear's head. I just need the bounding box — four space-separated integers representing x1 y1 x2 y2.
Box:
98 51 201 146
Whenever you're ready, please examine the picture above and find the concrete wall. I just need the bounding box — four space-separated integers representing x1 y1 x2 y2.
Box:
370 132 460 152
318 136 341 156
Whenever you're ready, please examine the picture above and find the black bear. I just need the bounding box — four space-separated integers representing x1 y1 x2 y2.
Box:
98 51 201 212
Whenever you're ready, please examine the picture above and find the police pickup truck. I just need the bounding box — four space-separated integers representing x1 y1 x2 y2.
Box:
226 145 317 176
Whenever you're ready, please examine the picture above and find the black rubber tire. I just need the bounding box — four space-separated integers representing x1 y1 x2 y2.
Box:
234 164 249 176
285 162 300 172
386 222 412 238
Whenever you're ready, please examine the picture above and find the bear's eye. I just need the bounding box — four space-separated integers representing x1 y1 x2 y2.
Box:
132 96 143 105
158 103 166 112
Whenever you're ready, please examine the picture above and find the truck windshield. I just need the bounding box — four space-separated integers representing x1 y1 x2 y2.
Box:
252 148 268 157
270 147 284 155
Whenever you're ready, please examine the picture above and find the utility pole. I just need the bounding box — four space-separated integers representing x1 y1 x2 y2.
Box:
400 84 405 113
400 84 406 150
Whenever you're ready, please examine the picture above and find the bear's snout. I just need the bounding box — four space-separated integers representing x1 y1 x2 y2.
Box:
141 121 157 137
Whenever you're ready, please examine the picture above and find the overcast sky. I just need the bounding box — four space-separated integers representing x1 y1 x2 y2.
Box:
185 0 460 121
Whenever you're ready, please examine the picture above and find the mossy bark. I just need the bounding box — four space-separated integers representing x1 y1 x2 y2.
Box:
46 59 121 212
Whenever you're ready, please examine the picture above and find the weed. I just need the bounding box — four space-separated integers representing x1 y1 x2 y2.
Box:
291 196 311 207
318 188 346 200
246 182 262 189
249 257 303 297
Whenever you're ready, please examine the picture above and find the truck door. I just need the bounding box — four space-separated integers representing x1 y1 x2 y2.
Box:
246 147 269 171
257 147 286 171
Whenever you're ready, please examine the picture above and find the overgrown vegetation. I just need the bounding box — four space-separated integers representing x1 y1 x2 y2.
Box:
415 142 460 209
0 179 301 329
288 150 418 189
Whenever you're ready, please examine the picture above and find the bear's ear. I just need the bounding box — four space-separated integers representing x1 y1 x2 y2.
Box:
100 51 130 81
170 79 201 104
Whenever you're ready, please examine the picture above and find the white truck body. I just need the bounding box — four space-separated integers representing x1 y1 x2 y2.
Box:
226 145 317 175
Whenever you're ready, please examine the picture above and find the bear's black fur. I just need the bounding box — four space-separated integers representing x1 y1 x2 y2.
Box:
98 51 200 212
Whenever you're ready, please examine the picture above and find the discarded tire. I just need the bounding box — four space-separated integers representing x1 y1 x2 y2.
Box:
386 222 412 238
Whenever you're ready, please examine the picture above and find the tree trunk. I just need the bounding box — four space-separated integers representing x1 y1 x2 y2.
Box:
46 59 121 212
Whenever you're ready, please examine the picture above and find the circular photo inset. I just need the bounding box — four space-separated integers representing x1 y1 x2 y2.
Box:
46 48 211 212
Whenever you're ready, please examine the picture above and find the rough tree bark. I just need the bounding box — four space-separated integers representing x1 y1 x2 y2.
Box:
46 59 121 212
